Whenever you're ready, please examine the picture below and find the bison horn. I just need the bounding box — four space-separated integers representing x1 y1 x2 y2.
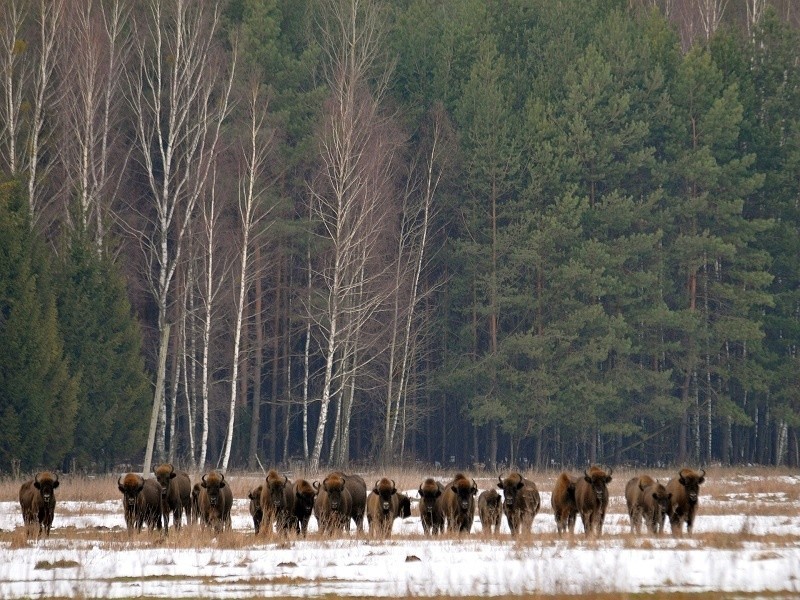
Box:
584 469 590 479
118 476 123 486
283 475 288 485
606 467 613 478
700 469 706 478
202 473 207 484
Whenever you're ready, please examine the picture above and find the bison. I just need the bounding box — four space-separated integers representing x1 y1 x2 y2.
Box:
153 463 192 534
248 485 263 534
292 479 317 536
190 483 201 525
259 470 294 535
19 471 59 537
478 489 502 535
417 478 445 535
397 492 412 519
497 473 540 536
366 478 400 538
625 475 672 535
314 472 353 535
666 468 706 536
574 465 612 536
441 473 478 534
550 472 578 535
118 473 162 533
332 471 367 533
197 471 233 533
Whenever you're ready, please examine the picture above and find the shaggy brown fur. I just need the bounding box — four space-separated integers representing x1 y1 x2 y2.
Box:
19 471 59 537
666 468 706 536
497 472 540 536
551 472 578 535
574 465 612 536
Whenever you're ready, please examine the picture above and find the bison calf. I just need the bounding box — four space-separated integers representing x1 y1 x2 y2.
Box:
575 465 612 536
551 472 578 535
666 468 706 536
478 489 502 535
248 485 263 534
19 471 59 537
626 475 671 535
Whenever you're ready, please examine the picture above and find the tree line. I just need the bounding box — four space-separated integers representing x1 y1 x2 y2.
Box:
1 0 799 474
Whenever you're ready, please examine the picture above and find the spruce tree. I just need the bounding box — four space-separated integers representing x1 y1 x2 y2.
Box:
55 233 150 471
0 180 77 471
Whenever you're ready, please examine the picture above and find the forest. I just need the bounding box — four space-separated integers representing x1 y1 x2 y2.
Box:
1 0 799 474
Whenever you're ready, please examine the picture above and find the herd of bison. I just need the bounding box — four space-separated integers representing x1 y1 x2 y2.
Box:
17 464 708 540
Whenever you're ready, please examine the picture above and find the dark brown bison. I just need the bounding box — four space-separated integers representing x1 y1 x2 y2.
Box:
197 471 233 533
441 473 478 533
118 473 162 533
397 492 412 519
550 472 578 535
418 478 445 535
366 478 400 538
153 463 192 534
19 471 59 537
666 468 706 536
190 483 201 524
497 473 540 536
574 465 612 536
478 489 502 535
625 475 672 535
292 479 317 536
259 470 294 535
314 472 353 535
332 471 368 533
248 485 263 534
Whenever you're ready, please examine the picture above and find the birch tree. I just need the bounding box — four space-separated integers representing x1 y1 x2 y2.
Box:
308 0 398 471
0 0 63 228
58 0 130 250
220 82 273 472
132 0 235 475
382 107 446 461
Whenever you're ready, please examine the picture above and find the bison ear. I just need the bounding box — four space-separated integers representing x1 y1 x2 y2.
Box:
169 472 177 479
679 476 687 486
584 475 592 484
605 475 612 483
34 481 42 490
698 476 705 484
118 484 126 493
219 481 226 488
434 489 442 498
496 481 504 489
515 481 524 490
652 492 659 500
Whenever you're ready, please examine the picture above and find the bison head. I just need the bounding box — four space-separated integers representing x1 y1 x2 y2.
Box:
451 475 477 511
118 473 145 508
584 466 612 502
373 478 397 514
678 469 706 504
295 480 316 517
265 470 289 510
154 463 176 498
398 493 412 519
498 473 525 510
323 474 346 511
34 472 59 504
201 472 226 507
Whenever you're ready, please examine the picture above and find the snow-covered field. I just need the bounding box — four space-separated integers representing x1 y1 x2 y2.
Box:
1 470 799 598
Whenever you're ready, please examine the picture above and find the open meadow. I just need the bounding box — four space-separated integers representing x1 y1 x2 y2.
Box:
0 466 798 599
